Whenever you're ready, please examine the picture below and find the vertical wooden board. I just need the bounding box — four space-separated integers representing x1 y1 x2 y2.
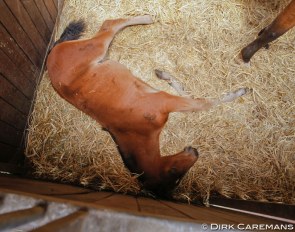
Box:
0 74 31 115
0 24 38 80
0 121 22 147
0 98 27 130
95 193 139 212
52 0 58 10
0 49 36 98
43 0 57 22
0 1 41 67
22 0 52 43
4 0 46 56
137 197 189 219
34 0 54 31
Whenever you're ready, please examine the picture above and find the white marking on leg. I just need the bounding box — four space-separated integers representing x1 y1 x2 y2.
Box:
221 88 251 103
128 15 153 25
155 70 189 97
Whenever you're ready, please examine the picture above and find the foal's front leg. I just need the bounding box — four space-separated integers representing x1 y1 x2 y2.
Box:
164 87 250 113
155 69 189 96
156 70 251 113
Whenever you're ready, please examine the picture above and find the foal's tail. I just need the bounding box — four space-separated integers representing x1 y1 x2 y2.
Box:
53 20 86 47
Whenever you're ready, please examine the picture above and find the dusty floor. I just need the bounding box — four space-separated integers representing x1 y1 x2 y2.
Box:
26 0 295 204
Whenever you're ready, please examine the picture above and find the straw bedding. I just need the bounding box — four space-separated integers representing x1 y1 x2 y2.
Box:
26 0 295 204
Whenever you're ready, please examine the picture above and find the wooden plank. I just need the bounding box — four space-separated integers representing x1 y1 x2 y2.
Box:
0 1 41 67
0 162 24 174
4 0 47 56
210 197 295 220
0 175 289 226
22 0 52 43
0 204 46 231
0 74 31 115
137 197 190 219
161 200 284 224
31 209 87 232
0 175 91 195
58 191 113 203
43 0 58 22
160 200 234 224
0 49 36 98
0 195 4 205
0 121 22 147
95 193 139 212
34 0 54 31
0 144 18 164
0 24 38 80
0 98 27 130
52 0 58 10
0 134 24 170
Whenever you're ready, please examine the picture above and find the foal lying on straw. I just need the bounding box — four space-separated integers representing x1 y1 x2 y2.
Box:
47 15 250 196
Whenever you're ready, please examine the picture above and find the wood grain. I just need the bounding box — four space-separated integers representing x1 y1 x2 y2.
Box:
94 193 139 212
0 175 91 196
22 0 52 42
58 192 113 203
34 0 55 31
0 0 59 170
0 1 41 67
137 197 189 219
5 0 47 56
0 24 38 80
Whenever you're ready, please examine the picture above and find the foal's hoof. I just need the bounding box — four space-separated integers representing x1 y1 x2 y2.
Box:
143 15 154 24
235 87 252 97
133 15 153 24
155 69 170 81
241 46 253 63
184 146 199 157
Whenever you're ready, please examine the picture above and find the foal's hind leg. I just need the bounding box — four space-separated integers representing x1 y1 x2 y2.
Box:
92 16 153 62
71 16 153 64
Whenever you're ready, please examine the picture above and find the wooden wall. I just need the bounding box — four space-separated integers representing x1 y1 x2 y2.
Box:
0 0 59 173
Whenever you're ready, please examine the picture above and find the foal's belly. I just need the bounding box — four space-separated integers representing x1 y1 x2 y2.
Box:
68 60 167 131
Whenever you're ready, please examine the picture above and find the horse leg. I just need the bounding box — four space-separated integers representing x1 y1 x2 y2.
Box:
155 69 189 96
241 0 295 62
68 15 153 65
96 15 153 57
160 87 251 113
155 69 250 112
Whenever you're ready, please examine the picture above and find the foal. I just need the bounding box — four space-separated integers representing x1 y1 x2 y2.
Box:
47 16 249 195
